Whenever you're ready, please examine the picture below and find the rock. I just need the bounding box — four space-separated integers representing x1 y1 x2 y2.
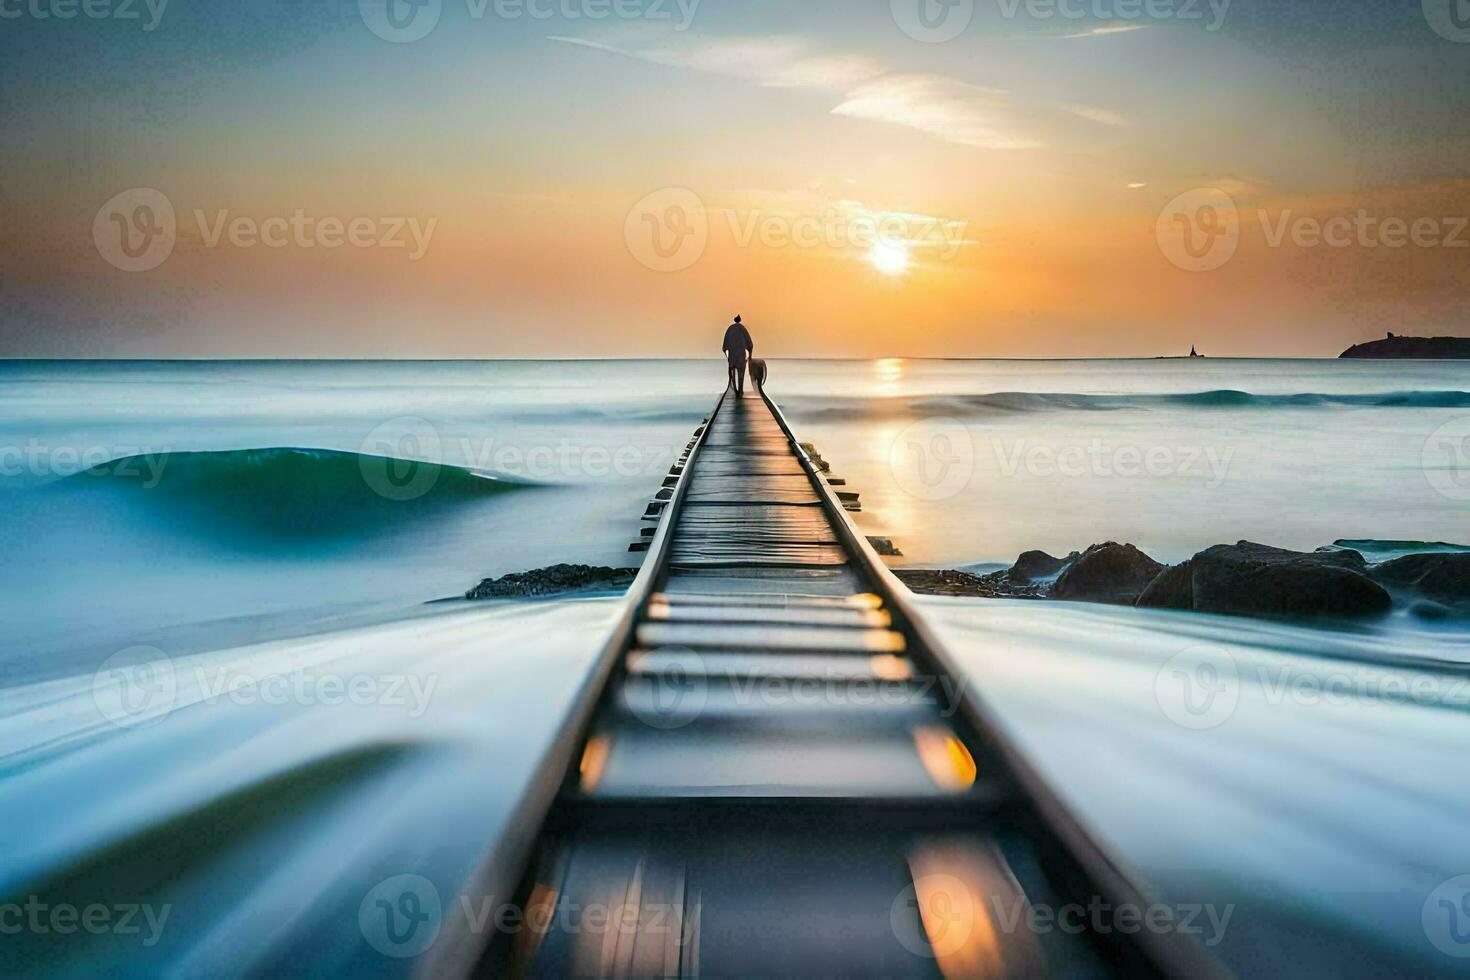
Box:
1011 550 1066 581
867 536 903 557
895 570 1043 600
1371 553 1470 605
467 564 636 600
1052 543 1164 605
1144 542 1390 618
1339 335 1470 359
1136 560 1194 609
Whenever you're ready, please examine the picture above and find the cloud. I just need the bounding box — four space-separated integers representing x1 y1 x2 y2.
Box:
547 33 883 90
1048 24 1150 39
552 32 1126 151
831 74 1124 150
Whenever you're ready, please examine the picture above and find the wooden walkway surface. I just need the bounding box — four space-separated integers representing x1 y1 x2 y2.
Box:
462 383 1226 979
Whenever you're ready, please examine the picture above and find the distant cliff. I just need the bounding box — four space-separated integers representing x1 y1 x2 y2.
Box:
1340 335 1470 359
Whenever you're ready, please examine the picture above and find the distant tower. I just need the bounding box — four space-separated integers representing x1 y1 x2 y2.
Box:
1190 345 1201 358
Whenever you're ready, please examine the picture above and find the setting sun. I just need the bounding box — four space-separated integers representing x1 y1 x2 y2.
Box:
867 241 911 277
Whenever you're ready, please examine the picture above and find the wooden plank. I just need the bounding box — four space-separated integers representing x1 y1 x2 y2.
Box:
637 622 906 653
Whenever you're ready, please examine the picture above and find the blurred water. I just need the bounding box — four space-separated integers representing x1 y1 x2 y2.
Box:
4 356 1468 675
2 357 1469 976
923 597 1470 977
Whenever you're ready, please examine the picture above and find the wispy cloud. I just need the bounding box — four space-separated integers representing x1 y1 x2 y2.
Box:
547 33 883 90
832 74 1124 150
552 32 1126 151
1049 24 1150 39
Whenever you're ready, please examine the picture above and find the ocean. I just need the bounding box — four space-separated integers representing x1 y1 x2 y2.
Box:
2 357 1469 976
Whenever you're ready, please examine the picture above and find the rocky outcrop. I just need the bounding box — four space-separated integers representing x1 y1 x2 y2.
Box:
1011 550 1068 581
1138 542 1391 617
894 569 1043 599
1370 553 1470 606
1339 335 1470 359
467 564 637 600
1052 543 1164 605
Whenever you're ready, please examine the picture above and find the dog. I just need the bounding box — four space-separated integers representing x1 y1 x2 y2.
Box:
749 358 768 390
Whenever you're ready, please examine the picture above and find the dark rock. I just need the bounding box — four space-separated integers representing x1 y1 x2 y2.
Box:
1011 550 1066 581
867 537 904 557
1052 543 1164 605
895 570 1043 600
1371 553 1470 605
1339 335 1470 359
1137 560 1194 610
1169 542 1390 618
467 564 637 600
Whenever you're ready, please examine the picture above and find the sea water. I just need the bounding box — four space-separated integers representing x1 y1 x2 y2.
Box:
2 357 1469 976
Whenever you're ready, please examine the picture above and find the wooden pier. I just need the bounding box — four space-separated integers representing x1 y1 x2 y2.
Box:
454 383 1225 979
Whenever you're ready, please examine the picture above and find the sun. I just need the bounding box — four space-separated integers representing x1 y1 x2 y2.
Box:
867 241 911 277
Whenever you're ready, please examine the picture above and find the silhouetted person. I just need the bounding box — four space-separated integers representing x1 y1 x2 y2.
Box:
722 315 754 395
